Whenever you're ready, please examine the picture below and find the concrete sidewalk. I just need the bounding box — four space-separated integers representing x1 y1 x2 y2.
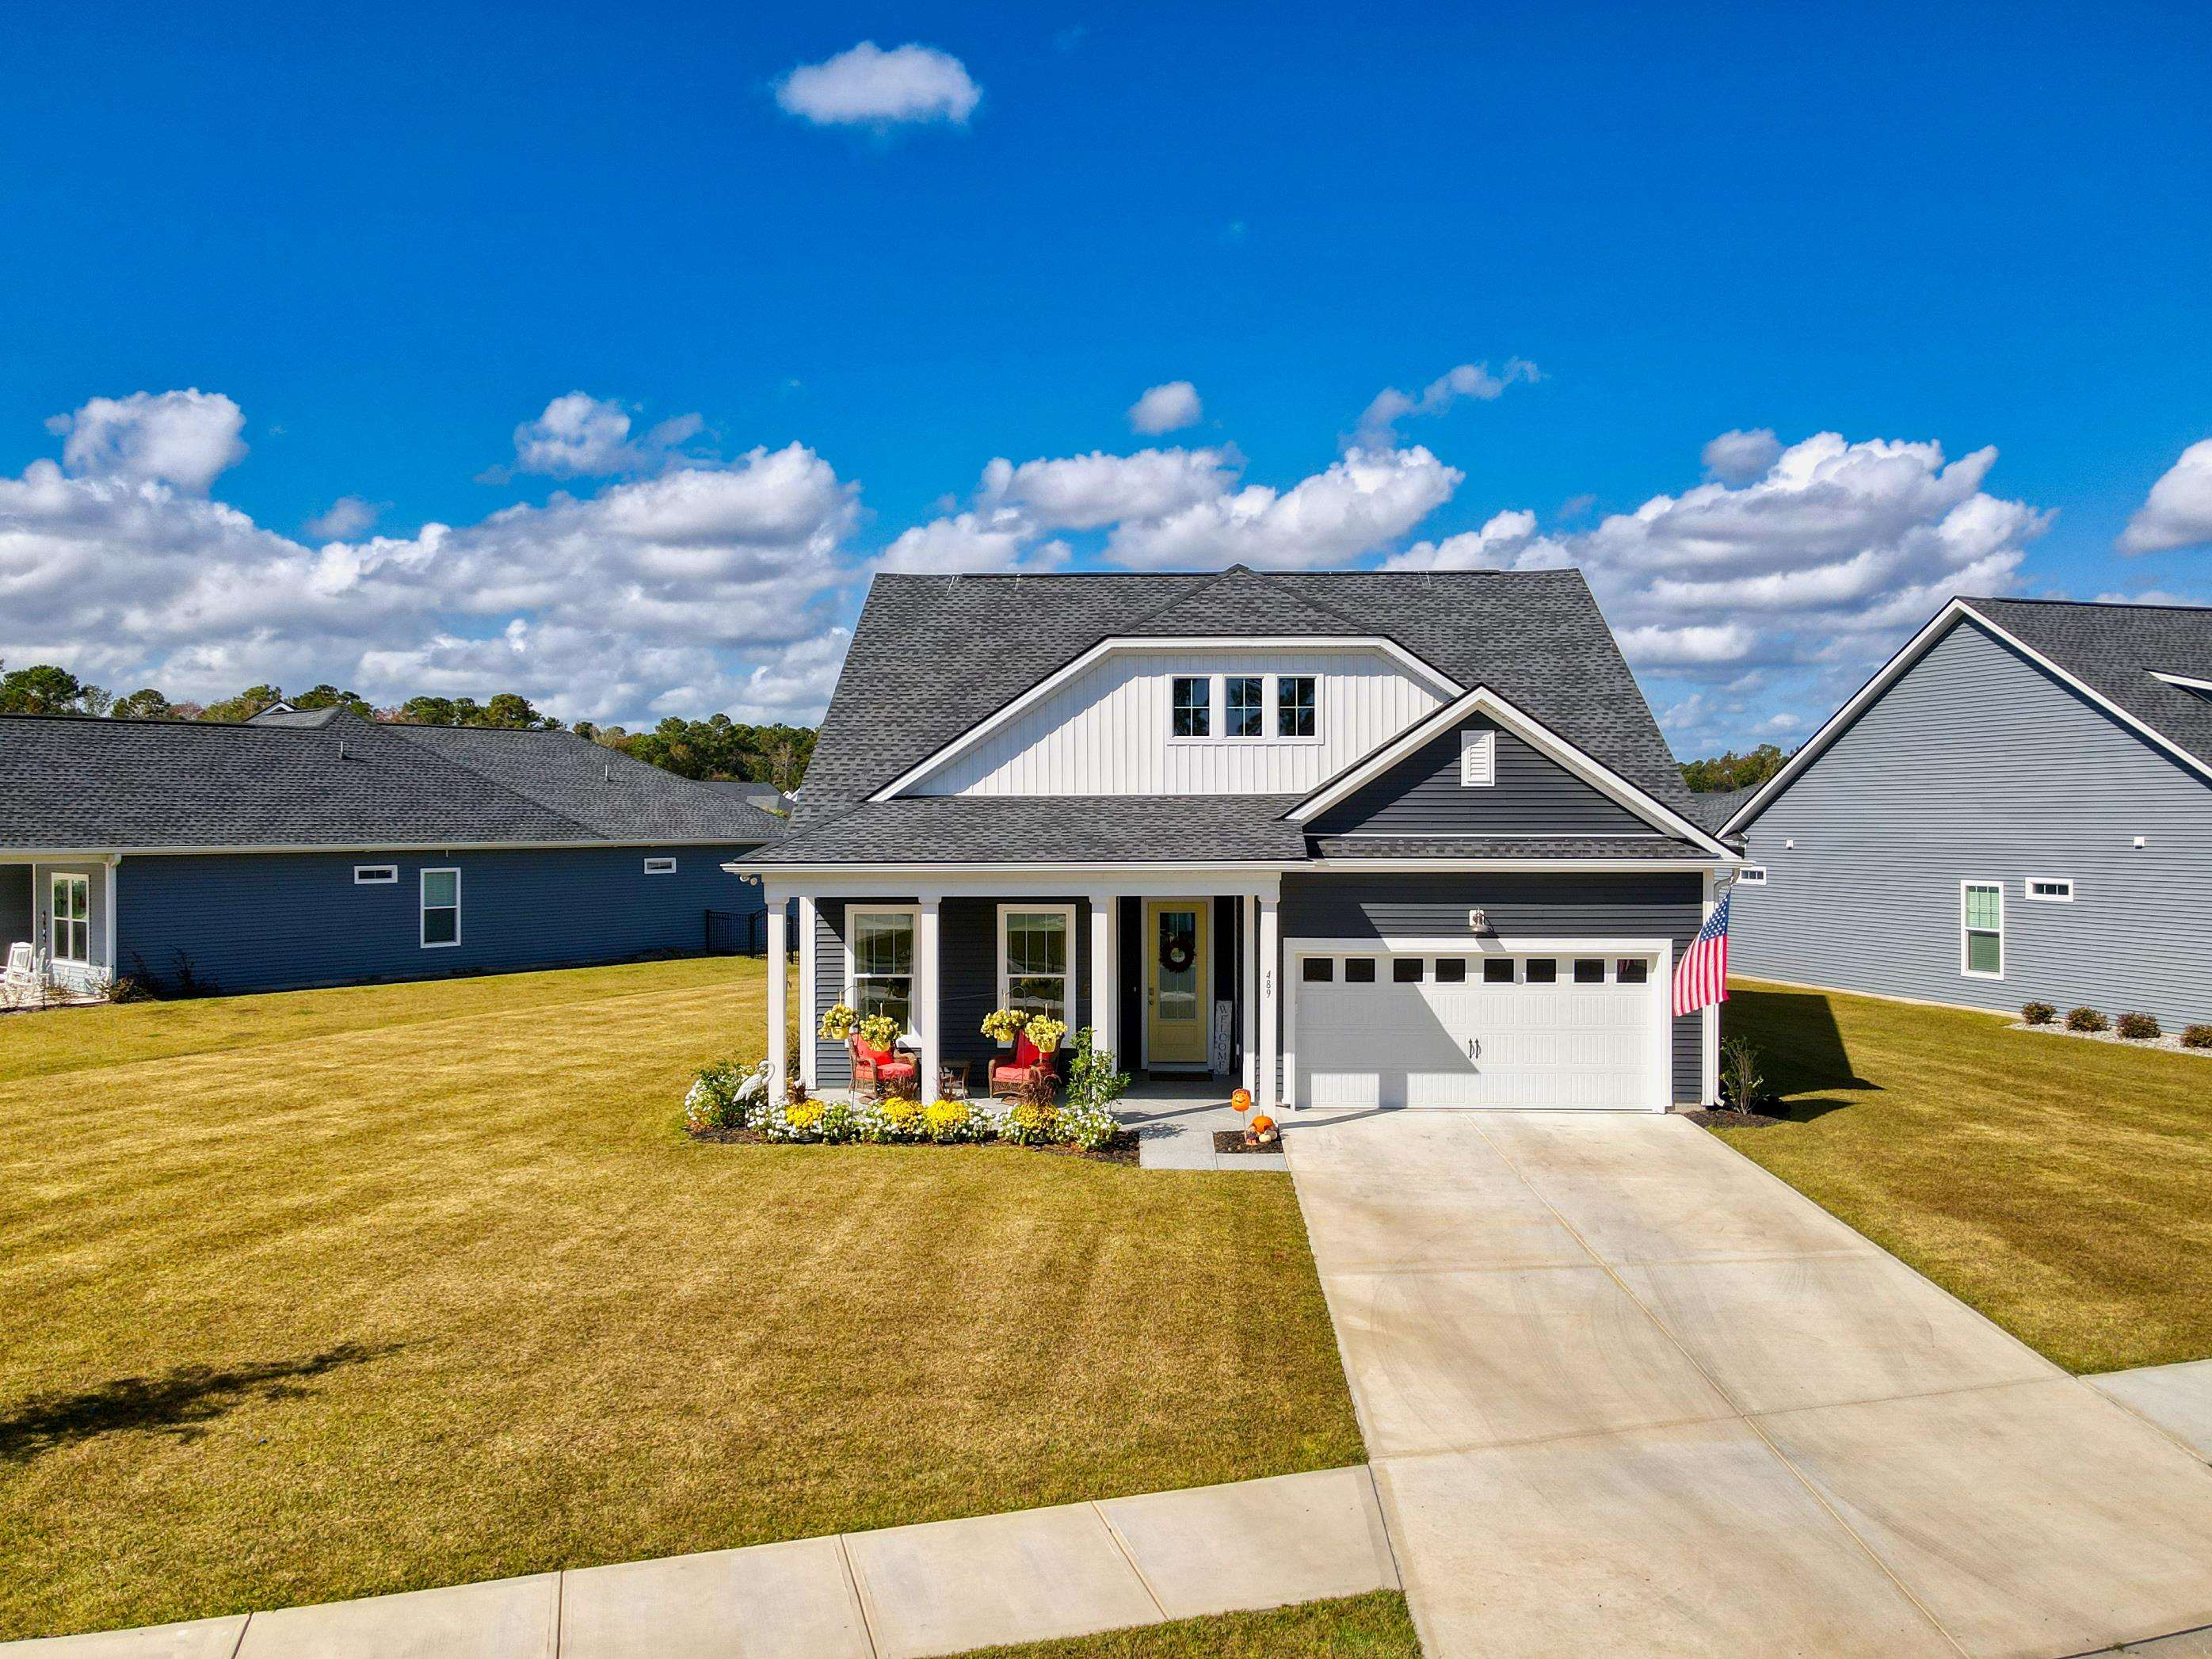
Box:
2092 1360 2212 1466
9 1465 1396 1659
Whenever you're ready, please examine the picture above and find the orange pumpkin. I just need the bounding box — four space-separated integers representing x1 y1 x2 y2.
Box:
1230 1088 1253 1114
1250 1115 1276 1135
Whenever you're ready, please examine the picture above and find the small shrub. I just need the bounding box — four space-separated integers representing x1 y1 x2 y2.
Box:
857 1096 925 1142
2020 1001 2057 1026
2116 1011 2162 1041
1057 1098 1121 1150
999 1097 1062 1146
920 1096 990 1143
2182 1024 2212 1051
103 975 154 1005
2065 1006 2109 1033
1065 1027 1130 1116
1718 1035 1764 1113
765 1096 848 1142
682 1058 759 1131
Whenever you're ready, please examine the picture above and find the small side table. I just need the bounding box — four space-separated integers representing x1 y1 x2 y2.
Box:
936 1060 971 1100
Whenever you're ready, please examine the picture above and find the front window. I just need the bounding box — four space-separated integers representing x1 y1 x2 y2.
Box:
420 868 460 948
49 874 90 963
1000 906 1072 1023
1226 676 1264 738
1962 882 2003 978
851 910 917 1029
1171 676 1211 738
1277 676 1318 738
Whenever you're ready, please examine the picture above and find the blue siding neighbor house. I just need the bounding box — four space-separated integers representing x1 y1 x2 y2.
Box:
1722 597 2212 1029
0 706 783 997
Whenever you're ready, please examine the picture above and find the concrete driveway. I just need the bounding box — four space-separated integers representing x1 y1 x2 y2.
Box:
1285 1111 2212 1659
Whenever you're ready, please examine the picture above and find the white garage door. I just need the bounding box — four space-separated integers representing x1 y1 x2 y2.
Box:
1291 948 1669 1112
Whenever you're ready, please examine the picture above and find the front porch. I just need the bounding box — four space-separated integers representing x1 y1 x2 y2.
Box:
757 873 1288 1117
1 855 118 1002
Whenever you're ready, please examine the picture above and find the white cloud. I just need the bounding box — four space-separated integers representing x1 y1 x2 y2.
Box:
46 390 246 494
1700 427 1783 484
982 447 1238 530
774 42 980 128
2120 439 2212 555
1128 380 1202 435
305 495 382 540
1356 360 1539 448
1386 509 1539 571
1106 446 1462 571
506 392 703 479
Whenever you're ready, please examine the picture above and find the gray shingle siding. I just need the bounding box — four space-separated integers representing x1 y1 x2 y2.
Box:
1280 871 1707 1103
1310 714 1657 837
1730 616 2212 1028
115 845 763 996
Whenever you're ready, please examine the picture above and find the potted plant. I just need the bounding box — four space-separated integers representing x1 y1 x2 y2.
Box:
818 1002 859 1042
1024 1016 1068 1055
857 1013 903 1055
981 1008 1029 1048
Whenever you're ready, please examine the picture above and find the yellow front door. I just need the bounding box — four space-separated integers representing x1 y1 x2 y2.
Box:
1144 900 1210 1067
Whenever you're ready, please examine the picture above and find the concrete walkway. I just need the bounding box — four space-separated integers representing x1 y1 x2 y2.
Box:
8 1466 1396 1659
2093 1360 2212 1466
1283 1109 2212 1659
1118 1082 1287 1171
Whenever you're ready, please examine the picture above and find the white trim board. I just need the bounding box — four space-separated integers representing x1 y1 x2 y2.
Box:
1722 601 2212 835
994 902 1080 1029
868 635 1463 802
1283 683 1735 858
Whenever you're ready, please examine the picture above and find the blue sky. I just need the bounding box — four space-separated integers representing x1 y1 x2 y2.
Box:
3 2 2208 749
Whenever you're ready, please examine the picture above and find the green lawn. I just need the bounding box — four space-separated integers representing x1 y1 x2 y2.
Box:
1715 978 2212 1374
952 1593 1421 1657
0 959 1363 1642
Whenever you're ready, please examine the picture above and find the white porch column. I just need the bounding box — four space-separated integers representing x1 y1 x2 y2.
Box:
917 895 942 1102
1240 893 1258 1096
103 856 120 986
765 891 789 1104
1700 870 1720 1106
1089 895 1115 1054
796 895 818 1090
1257 894 1281 1108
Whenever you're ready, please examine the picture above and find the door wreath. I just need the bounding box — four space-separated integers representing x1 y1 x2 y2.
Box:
1161 937 1196 973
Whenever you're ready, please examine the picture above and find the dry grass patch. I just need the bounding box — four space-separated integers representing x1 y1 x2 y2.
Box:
0 959 1361 1641
952 1592 1422 1657
1714 978 2212 1373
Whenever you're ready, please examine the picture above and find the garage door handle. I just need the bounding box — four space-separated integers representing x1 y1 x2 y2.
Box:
1466 1037 1481 1060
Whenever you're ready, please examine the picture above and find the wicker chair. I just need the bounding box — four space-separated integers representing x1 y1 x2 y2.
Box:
988 1030 1057 1099
849 1037 919 1103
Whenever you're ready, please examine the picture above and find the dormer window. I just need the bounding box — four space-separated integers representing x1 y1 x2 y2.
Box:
1172 677 1211 738
1278 676 1318 738
1226 677 1264 737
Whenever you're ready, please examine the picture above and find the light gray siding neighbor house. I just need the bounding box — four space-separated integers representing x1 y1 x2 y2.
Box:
1722 597 2212 1028
731 565 1739 1112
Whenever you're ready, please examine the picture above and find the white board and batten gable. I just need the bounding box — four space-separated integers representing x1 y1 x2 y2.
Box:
881 638 1459 799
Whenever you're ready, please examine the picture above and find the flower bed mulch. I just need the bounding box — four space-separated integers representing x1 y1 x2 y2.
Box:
684 1124 1142 1165
1213 1130 1287 1155
2008 1020 2212 1059
1680 1106 1789 1129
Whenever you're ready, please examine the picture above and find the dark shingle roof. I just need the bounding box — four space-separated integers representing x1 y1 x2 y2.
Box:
701 780 789 812
751 795 1310 864
795 566 1693 826
1962 597 2212 770
1683 788 1755 833
1307 835 1710 860
0 711 785 850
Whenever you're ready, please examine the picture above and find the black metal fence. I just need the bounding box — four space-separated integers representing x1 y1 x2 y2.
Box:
705 907 799 958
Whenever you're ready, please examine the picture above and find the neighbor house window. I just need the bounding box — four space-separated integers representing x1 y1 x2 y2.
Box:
1460 728 1496 787
1225 676 1264 738
1737 866 1768 886
1962 882 2003 978
1276 676 1318 738
998 905 1074 1024
2025 877 2073 902
353 864 398 885
420 868 461 948
643 857 677 875
1171 676 1211 738
48 873 90 963
849 909 917 1032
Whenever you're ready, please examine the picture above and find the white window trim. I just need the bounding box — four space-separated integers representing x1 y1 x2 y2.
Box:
1168 674 1214 741
643 856 677 875
421 867 462 949
1459 727 1496 788
1960 879 2004 979
49 872 91 965
1737 865 1768 885
1275 674 1322 744
354 864 399 885
994 902 1080 1026
2023 875 2073 902
844 905 922 1036
1168 672 1329 748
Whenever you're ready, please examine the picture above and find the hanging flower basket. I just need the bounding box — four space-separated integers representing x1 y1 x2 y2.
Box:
980 1007 1030 1047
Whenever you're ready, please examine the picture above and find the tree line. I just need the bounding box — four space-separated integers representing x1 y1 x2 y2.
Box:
0 662 816 789
1678 743 1791 794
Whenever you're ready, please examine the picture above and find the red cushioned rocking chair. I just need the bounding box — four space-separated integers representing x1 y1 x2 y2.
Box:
988 1029 1055 1099
849 1036 919 1102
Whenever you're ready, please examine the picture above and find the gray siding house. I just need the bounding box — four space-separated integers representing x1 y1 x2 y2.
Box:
734 566 1738 1112
0 707 783 997
1722 597 2212 1029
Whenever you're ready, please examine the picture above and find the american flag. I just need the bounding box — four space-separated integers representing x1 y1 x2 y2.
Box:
1673 891 1731 1016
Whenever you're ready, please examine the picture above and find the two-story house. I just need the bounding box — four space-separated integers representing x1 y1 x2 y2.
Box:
735 566 1737 1112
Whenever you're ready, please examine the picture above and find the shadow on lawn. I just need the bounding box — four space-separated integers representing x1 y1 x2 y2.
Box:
0 1341 394 1463
1726 985 1878 1118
